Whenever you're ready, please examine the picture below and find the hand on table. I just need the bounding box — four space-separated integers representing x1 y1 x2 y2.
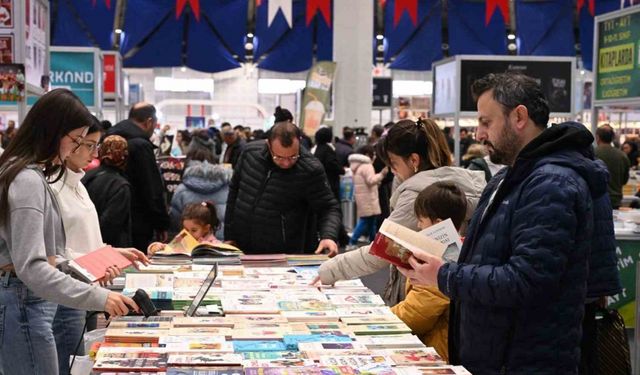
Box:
315 239 338 258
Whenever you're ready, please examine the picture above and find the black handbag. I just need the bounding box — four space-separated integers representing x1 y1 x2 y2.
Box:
595 308 632 375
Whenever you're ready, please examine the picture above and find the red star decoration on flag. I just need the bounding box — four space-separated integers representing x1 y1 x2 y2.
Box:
176 0 201 21
306 0 331 27
485 0 509 26
91 0 111 9
394 0 418 27
577 0 595 17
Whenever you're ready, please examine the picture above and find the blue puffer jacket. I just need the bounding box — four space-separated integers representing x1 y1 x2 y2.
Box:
438 122 609 375
170 161 232 240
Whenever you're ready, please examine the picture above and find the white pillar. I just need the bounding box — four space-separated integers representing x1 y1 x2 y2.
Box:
333 0 373 134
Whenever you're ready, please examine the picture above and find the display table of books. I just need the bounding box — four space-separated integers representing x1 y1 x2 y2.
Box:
91 259 471 375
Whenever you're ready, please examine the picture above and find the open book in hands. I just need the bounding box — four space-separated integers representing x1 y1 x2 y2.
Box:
369 218 462 269
154 229 242 258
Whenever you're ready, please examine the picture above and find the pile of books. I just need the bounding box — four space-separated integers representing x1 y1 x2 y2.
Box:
93 264 472 374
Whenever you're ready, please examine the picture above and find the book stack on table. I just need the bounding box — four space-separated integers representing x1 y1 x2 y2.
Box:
93 262 472 375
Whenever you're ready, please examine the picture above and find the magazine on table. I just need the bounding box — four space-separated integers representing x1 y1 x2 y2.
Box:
369 218 462 268
67 245 133 283
155 229 242 258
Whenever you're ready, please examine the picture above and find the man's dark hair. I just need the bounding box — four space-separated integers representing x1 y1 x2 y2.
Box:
371 125 384 139
460 127 468 136
414 181 467 231
221 122 231 129
315 127 333 145
268 121 301 147
101 120 113 131
128 104 156 123
471 72 550 129
596 125 614 144
233 125 245 132
274 106 294 123
343 127 355 140
383 121 395 130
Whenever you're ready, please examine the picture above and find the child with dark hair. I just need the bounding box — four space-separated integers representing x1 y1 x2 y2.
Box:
149 201 221 255
347 145 388 248
391 181 467 362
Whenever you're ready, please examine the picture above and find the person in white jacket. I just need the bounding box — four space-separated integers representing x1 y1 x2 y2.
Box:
51 118 148 375
315 119 486 305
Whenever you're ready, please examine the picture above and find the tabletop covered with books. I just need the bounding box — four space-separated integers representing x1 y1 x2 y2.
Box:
93 262 471 375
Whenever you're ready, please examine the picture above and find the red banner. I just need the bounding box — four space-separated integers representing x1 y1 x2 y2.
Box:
485 0 509 25
394 0 418 27
103 53 116 95
176 0 201 21
306 0 331 26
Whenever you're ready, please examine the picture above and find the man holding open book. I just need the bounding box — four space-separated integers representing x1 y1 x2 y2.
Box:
400 73 616 375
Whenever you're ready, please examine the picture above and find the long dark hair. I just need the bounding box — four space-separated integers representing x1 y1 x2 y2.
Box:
378 119 451 171
0 88 93 223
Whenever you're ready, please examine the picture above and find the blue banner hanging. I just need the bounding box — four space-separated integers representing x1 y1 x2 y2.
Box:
448 0 508 56
516 0 574 56
51 0 115 50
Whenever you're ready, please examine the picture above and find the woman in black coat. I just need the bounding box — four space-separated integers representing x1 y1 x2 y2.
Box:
82 135 133 248
313 127 344 199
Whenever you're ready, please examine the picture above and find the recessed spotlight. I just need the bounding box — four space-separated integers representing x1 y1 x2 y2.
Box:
247 33 254 38
507 33 516 40
115 28 123 34
376 34 384 40
507 43 517 51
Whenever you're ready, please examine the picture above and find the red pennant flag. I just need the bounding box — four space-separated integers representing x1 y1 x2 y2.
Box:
394 0 418 27
577 0 595 17
91 0 112 9
306 0 331 27
256 0 263 6
485 0 509 26
176 0 201 21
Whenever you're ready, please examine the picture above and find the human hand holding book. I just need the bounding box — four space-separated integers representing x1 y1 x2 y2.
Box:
397 249 444 287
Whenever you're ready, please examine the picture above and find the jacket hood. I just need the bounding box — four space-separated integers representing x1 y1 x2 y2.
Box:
190 135 215 150
108 119 150 141
392 166 487 222
348 154 372 165
182 161 232 194
514 122 608 199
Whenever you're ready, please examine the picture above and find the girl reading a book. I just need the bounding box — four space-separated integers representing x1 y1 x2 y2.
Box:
0 89 139 374
389 181 467 362
148 201 221 255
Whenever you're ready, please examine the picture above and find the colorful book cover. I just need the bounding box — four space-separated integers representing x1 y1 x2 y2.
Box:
340 316 403 325
283 334 353 350
69 246 133 283
241 358 316 368
242 351 303 360
334 307 394 318
171 317 235 328
385 348 446 366
368 219 446 268
232 341 287 353
297 342 368 352
318 355 395 368
327 295 385 306
277 300 334 312
348 323 412 336
166 367 244 375
167 353 244 366
243 367 322 375
281 310 340 322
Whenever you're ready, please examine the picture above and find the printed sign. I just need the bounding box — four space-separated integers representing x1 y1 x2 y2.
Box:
50 50 96 107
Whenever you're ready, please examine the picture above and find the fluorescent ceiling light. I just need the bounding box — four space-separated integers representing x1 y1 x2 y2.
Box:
393 80 433 97
154 77 214 92
258 79 305 94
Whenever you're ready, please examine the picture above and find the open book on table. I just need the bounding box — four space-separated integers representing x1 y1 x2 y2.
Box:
369 218 462 268
154 229 242 258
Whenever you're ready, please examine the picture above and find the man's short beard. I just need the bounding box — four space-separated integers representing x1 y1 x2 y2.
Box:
488 117 521 166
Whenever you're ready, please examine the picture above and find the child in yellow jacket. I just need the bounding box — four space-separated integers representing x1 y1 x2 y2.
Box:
390 181 468 362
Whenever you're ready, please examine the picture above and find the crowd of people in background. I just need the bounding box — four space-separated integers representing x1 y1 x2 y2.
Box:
0 72 628 374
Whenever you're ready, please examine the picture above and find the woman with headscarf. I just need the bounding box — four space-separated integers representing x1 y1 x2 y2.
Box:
82 135 134 248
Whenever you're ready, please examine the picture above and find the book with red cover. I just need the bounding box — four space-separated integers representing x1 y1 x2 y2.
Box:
369 219 447 269
68 246 133 283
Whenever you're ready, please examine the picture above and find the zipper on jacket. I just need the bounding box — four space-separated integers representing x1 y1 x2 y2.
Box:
280 214 287 248
252 169 272 212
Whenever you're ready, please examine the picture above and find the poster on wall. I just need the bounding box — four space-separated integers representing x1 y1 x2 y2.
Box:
0 35 12 63
0 63 25 102
50 50 96 107
299 61 336 138
24 0 47 89
0 0 13 28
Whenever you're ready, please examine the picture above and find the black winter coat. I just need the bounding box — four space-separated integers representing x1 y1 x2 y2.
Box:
313 143 344 199
224 141 341 254
82 165 132 248
223 138 246 168
440 123 609 375
335 139 353 168
106 120 170 237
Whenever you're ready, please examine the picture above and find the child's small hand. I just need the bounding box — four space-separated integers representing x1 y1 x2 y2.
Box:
147 242 165 256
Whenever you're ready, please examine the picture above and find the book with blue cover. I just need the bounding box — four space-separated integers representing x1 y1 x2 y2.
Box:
231 340 287 352
282 334 352 351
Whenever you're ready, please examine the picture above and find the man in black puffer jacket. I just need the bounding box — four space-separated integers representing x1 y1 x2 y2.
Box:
400 73 612 375
224 122 341 256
